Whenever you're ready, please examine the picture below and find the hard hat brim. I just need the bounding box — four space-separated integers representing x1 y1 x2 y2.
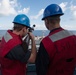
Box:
13 22 32 29
42 13 64 20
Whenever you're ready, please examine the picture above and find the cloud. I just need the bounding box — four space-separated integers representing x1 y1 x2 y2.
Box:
34 23 46 30
10 0 18 7
0 0 30 16
70 4 76 19
0 0 17 16
0 23 13 30
59 2 68 12
62 24 76 30
18 7 30 14
59 1 76 19
30 9 44 19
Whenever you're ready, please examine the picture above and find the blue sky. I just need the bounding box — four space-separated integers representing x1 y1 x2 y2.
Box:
0 0 76 30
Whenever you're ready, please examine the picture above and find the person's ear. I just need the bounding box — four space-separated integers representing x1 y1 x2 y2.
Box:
22 27 25 32
45 19 47 23
45 19 49 24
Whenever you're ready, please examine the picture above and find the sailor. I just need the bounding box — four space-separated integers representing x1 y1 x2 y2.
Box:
0 14 37 75
36 4 76 75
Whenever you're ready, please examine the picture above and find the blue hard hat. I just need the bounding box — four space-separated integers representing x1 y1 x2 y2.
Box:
42 4 64 20
13 14 30 28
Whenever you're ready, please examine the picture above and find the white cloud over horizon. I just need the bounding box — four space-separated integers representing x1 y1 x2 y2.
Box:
0 0 30 16
59 2 68 12
0 0 17 16
0 0 76 30
62 24 76 30
30 9 44 19
18 7 30 14
59 1 76 19
0 23 13 30
70 4 76 19
0 0 76 19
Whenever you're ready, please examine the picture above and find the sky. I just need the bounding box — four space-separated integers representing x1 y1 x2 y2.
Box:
0 0 76 30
